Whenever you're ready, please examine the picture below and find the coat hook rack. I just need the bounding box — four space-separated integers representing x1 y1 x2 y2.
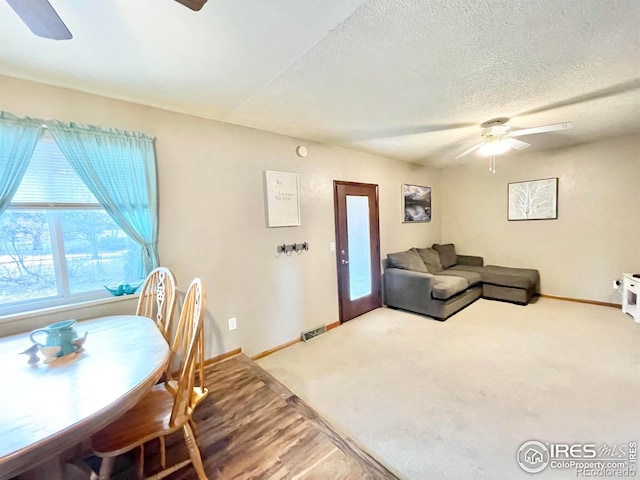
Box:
276 242 310 256
294 242 309 254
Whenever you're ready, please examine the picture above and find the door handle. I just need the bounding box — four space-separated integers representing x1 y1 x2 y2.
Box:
341 259 349 265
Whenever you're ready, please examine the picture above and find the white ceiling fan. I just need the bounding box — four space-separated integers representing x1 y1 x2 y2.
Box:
455 117 573 172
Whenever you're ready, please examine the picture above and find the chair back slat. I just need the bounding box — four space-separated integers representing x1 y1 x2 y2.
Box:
167 278 206 425
136 267 178 341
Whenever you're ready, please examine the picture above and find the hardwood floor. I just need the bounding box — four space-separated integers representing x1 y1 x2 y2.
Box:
105 353 397 480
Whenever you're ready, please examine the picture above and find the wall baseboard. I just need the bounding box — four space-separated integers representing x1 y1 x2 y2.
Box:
539 294 620 309
252 338 300 361
204 347 242 366
252 321 342 361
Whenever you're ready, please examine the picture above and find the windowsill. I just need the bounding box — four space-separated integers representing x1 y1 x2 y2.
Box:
0 293 140 325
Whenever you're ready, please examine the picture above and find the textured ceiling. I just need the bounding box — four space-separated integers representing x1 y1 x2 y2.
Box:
1 0 639 167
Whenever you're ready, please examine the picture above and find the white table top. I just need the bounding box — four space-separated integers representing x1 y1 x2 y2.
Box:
0 315 169 480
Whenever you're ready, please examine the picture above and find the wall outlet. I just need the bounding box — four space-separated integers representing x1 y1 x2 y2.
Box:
613 279 621 289
228 317 237 331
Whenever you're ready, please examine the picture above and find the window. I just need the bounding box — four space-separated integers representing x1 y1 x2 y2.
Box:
0 132 142 314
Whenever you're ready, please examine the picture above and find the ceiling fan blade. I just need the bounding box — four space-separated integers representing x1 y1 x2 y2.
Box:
509 122 573 137
518 78 640 116
454 143 483 159
5 0 72 40
174 0 208 11
502 138 530 150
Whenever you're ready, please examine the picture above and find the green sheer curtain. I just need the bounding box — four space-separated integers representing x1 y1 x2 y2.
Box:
0 112 43 213
45 120 159 276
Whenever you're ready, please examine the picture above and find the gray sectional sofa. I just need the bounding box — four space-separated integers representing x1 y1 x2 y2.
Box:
383 243 539 320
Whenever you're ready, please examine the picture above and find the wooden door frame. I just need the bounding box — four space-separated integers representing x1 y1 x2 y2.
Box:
333 180 382 323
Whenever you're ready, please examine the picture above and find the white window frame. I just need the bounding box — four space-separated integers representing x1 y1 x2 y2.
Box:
0 204 122 316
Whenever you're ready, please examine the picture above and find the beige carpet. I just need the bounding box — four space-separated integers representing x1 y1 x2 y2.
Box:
257 298 640 479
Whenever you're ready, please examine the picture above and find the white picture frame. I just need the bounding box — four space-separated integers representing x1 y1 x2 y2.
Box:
264 170 301 227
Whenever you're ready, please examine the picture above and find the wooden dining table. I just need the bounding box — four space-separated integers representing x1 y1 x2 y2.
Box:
0 315 170 480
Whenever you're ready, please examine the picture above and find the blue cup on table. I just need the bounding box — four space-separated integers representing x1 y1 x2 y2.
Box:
29 319 79 357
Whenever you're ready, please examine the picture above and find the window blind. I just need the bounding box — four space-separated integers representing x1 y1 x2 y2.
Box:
11 132 98 205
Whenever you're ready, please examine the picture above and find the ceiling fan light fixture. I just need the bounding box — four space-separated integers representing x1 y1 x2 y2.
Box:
478 140 511 156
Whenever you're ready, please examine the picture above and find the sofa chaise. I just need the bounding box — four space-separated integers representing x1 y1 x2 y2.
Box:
382 243 539 320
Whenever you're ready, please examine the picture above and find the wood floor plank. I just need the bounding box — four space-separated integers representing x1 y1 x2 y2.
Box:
140 353 399 480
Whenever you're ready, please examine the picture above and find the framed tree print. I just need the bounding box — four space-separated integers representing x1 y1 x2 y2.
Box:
508 178 558 221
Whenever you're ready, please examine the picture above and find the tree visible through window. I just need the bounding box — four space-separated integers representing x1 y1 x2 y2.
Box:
0 132 142 312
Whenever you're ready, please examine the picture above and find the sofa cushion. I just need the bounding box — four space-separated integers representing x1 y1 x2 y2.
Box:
432 243 457 269
448 264 486 274
438 269 482 287
415 247 444 274
387 249 429 273
482 265 540 290
456 254 484 267
431 275 469 300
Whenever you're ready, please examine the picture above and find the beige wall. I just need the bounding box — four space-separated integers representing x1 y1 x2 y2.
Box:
0 75 441 357
3 75 634 354
441 134 640 304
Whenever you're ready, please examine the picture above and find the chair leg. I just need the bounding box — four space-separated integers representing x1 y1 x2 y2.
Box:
189 418 199 435
160 436 166 469
183 423 208 480
97 456 115 480
138 444 145 479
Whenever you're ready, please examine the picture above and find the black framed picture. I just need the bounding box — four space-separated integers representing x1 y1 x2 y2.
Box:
508 178 558 220
402 184 431 222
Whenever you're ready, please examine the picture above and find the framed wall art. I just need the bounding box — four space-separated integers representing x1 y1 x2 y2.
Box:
264 170 301 227
402 184 431 222
508 177 558 221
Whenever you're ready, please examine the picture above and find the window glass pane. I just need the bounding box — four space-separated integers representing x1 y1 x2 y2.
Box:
12 133 98 204
0 211 57 304
60 210 143 294
346 195 372 300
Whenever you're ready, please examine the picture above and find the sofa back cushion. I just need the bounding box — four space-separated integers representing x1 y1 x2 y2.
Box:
386 249 429 273
415 247 444 274
432 243 457 269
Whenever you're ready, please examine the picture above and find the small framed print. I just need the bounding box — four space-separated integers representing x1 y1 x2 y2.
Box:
402 184 431 222
264 170 301 227
508 178 558 221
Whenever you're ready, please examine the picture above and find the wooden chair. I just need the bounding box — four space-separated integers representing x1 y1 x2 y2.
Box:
136 267 178 342
91 278 208 480
165 299 209 433
185 326 208 428
138 267 208 426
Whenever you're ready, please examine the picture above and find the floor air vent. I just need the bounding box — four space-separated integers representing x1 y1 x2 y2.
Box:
301 325 327 342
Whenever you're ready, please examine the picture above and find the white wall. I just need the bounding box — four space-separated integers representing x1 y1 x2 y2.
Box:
441 135 640 303
0 75 441 356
